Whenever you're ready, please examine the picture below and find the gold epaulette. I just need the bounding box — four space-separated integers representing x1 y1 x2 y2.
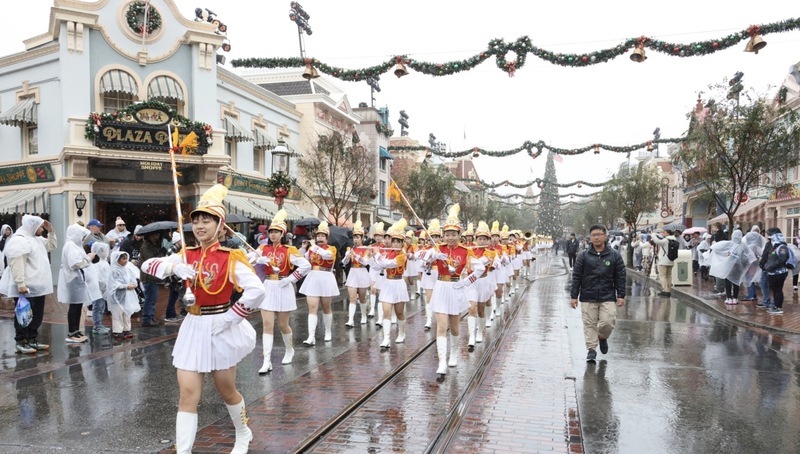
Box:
218 246 234 252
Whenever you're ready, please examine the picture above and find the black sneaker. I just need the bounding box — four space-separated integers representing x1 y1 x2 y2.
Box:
586 349 597 361
657 291 671 297
599 338 609 354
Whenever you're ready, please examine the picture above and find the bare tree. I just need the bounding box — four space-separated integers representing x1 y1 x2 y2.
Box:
296 132 377 226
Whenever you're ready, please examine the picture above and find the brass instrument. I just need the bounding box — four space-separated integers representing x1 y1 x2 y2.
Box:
523 231 534 240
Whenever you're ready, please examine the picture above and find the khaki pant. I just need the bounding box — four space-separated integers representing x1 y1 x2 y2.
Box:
581 301 616 350
658 265 673 292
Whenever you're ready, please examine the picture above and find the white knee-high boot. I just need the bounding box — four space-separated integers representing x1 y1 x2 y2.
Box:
467 316 476 348
369 294 376 316
380 321 391 348
281 331 294 364
323 313 333 341
226 399 253 454
259 334 273 374
359 302 369 324
436 336 448 375
175 412 197 454
448 333 459 367
476 317 485 342
303 314 317 345
395 319 406 343
376 302 384 326
346 303 356 326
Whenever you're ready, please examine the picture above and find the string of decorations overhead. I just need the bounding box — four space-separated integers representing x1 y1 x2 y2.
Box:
388 138 685 159
497 199 594 208
462 177 608 189
488 190 602 200
230 17 799 79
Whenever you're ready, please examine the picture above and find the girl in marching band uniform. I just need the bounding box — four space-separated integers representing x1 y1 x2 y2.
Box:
342 220 372 327
500 225 515 298
489 221 508 325
419 220 443 330
367 222 385 321
300 221 338 345
462 223 475 248
372 219 411 349
466 222 497 351
510 231 523 290
427 205 485 382
141 184 265 454
402 230 419 299
253 209 311 374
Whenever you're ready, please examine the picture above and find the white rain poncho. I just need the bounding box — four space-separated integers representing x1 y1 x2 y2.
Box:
742 231 767 285
106 251 140 316
0 224 13 277
0 216 53 297
88 242 111 301
697 234 712 267
57 223 92 305
708 230 757 286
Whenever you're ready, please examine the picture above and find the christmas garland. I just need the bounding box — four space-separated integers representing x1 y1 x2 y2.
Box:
460 177 608 190
231 17 800 79
389 137 685 159
84 100 213 151
488 190 601 200
265 172 295 198
126 1 162 35
375 122 394 138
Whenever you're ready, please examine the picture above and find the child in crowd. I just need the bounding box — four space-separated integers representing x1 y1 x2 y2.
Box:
107 251 140 339
89 242 111 334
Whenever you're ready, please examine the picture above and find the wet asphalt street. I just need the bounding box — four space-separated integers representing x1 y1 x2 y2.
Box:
1 253 799 453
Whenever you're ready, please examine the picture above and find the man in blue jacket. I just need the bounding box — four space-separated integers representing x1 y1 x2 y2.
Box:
570 224 626 361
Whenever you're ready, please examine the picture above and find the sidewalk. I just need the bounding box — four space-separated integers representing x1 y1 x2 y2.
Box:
630 268 800 336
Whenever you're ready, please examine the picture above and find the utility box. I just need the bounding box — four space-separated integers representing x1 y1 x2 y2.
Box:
672 249 692 286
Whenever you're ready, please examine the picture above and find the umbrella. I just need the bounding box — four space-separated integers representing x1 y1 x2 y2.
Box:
225 213 251 224
327 226 353 258
182 223 192 232
295 217 321 227
663 223 687 233
607 230 624 236
137 221 179 235
683 226 707 235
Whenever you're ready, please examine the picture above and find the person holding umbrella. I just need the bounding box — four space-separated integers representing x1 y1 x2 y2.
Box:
300 221 339 345
253 209 310 374
141 184 265 454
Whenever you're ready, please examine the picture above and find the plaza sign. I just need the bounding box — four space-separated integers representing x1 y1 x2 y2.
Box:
0 163 55 187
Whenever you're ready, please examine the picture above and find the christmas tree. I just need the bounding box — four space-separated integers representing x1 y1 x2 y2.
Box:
536 152 563 238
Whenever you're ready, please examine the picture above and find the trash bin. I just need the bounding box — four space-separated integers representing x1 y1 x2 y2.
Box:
672 249 692 286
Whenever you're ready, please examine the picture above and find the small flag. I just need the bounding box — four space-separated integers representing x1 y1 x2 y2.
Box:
389 180 402 203
552 153 563 163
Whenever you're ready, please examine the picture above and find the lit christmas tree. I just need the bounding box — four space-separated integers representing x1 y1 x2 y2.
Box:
536 152 563 238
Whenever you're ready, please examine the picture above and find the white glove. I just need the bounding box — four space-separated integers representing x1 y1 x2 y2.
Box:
246 251 259 264
172 263 196 280
256 256 272 266
373 252 383 262
452 280 466 290
432 252 448 261
278 278 293 288
211 309 243 335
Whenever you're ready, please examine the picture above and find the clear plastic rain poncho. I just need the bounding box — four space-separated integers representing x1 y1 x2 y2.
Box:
742 231 767 285
106 251 141 316
57 223 92 304
708 230 758 286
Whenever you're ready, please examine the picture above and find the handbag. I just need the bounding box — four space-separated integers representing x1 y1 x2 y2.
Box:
15 295 32 327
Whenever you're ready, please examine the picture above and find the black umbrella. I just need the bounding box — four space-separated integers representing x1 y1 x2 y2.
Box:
137 221 179 235
182 223 192 232
225 213 251 224
327 226 353 256
295 217 321 227
607 230 624 236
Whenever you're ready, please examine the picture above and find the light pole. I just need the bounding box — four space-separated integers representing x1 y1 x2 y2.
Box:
289 2 311 59
366 77 380 107
271 141 291 209
398 110 409 137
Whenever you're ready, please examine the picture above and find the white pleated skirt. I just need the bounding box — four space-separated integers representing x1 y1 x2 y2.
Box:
345 267 372 289
522 251 532 260
505 263 515 277
378 279 410 303
512 256 523 270
259 279 297 312
430 281 469 315
172 312 256 373
467 275 495 302
420 268 439 290
494 265 508 284
299 270 340 297
402 262 417 277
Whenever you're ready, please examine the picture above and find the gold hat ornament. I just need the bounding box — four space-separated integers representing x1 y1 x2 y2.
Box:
464 222 475 236
500 223 510 239
475 221 491 238
372 222 385 236
405 229 414 239
268 209 288 233
317 221 330 236
442 204 462 232
387 218 408 240
192 184 228 221
428 219 442 236
490 220 500 236
353 219 365 236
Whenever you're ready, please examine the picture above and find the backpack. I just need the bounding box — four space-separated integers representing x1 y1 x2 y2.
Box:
666 239 680 261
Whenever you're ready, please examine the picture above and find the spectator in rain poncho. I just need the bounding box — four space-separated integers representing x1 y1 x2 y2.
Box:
0 224 13 276
696 233 712 281
708 229 757 305
58 223 94 343
791 237 800 292
89 242 111 334
106 250 140 339
742 230 767 301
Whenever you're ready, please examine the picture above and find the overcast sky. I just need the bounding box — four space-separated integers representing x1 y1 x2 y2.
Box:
4 1 799 197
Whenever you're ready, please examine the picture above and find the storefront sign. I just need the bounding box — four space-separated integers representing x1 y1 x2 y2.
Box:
140 161 165 171
0 163 55 187
788 207 800 216
218 171 270 196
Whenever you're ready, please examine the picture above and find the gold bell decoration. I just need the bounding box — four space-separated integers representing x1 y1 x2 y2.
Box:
393 56 409 78
593 144 601 155
630 45 647 62
744 25 767 54
302 58 320 80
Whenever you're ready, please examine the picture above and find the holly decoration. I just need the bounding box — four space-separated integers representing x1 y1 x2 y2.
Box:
232 17 800 79
126 1 162 36
266 173 295 205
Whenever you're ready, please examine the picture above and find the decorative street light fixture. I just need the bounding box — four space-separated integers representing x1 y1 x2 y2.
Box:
75 192 87 217
272 141 290 175
289 2 312 59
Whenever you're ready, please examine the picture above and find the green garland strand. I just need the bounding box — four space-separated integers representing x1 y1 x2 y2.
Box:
461 177 608 189
388 138 685 158
232 18 800 79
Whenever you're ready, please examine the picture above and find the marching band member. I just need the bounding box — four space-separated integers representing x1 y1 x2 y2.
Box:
462 222 475 248
367 222 385 322
381 231 398 325
402 230 419 299
521 232 533 278
510 230 523 291
141 184 264 454
372 218 410 350
253 209 311 374
342 220 371 327
489 221 508 324
428 205 485 382
500 225 515 298
466 221 496 351
419 219 443 330
299 221 338 345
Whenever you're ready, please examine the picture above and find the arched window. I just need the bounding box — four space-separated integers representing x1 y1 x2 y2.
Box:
147 76 184 113
99 70 138 113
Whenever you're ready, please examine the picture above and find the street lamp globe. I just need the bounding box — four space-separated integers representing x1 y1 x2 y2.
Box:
272 141 290 174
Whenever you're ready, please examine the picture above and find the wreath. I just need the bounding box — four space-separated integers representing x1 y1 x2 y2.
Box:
265 173 294 198
126 1 162 35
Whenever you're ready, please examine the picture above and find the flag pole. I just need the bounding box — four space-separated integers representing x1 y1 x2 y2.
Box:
167 124 195 305
389 177 442 254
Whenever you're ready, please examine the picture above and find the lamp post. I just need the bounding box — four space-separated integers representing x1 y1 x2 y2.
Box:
75 192 87 217
398 110 409 137
289 2 312 59
366 77 380 107
271 141 291 209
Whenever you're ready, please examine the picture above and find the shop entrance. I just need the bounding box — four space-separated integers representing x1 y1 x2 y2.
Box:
95 201 190 231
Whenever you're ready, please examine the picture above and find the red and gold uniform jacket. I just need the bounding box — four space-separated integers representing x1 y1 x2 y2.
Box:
258 243 306 281
307 244 337 270
182 244 251 306
432 244 475 278
345 245 370 268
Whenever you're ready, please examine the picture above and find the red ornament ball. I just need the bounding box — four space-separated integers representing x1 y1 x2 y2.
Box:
712 42 719 49
581 56 588 62
673 47 680 54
